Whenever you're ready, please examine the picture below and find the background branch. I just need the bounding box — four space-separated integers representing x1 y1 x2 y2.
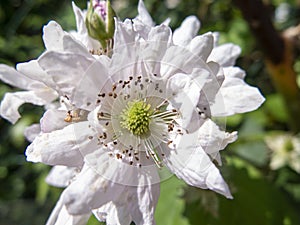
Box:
233 0 300 132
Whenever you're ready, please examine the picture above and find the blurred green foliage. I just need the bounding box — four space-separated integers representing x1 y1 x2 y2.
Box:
1 0 300 224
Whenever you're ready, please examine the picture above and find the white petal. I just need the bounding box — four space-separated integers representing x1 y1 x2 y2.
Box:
111 20 142 79
189 32 214 62
93 183 159 225
147 24 172 54
43 21 65 51
46 166 79 188
132 0 155 39
270 156 286 170
160 45 208 78
162 17 171 26
164 132 232 198
93 202 131 225
197 62 224 116
198 119 237 165
16 60 57 90
64 155 159 223
211 67 265 116
208 43 241 67
40 109 69 133
62 35 92 56
173 16 201 46
38 51 107 110
62 163 126 214
142 24 172 74
167 70 210 132
25 121 97 167
72 2 86 35
43 21 90 55
24 124 41 142
0 64 45 90
135 0 155 27
37 50 93 90
71 59 109 111
212 32 220 47
128 180 159 225
0 91 51 124
46 196 91 225
114 19 136 54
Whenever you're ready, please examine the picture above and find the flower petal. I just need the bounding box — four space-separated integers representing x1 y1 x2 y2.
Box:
72 1 87 36
38 51 108 110
135 0 155 27
114 19 136 52
46 195 91 225
16 59 57 90
0 91 52 124
211 67 265 116
64 151 159 224
62 163 127 214
40 109 69 133
132 0 155 38
160 45 208 78
142 24 172 74
189 32 214 62
93 202 131 225
24 124 41 142
25 121 97 167
197 62 224 117
0 64 45 90
128 180 159 225
173 16 201 46
43 21 91 57
164 132 232 198
208 43 241 67
198 119 237 165
43 21 65 51
167 70 210 132
46 165 79 188
37 51 93 92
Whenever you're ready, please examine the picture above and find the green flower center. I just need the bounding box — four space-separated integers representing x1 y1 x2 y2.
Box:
284 139 294 152
120 100 153 136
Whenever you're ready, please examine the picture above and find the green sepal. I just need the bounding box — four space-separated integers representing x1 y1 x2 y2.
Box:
85 0 116 49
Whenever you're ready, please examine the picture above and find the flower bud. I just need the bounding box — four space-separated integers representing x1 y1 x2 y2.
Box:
85 0 116 48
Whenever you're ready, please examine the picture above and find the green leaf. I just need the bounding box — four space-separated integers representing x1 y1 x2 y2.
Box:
232 141 268 166
232 113 268 166
87 215 105 225
184 159 300 225
155 176 190 225
264 94 289 123
35 172 49 205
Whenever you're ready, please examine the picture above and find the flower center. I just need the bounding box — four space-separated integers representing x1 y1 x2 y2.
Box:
120 100 153 136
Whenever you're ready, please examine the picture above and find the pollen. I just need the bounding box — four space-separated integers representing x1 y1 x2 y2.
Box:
120 100 153 136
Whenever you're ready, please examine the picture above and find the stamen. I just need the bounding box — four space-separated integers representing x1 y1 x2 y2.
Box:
145 139 163 168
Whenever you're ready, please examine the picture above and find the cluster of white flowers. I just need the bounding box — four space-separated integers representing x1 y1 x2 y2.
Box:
0 1 265 224
265 133 300 173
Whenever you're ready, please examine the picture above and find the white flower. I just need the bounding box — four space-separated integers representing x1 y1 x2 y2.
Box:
24 1 265 223
0 1 265 224
265 133 300 173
